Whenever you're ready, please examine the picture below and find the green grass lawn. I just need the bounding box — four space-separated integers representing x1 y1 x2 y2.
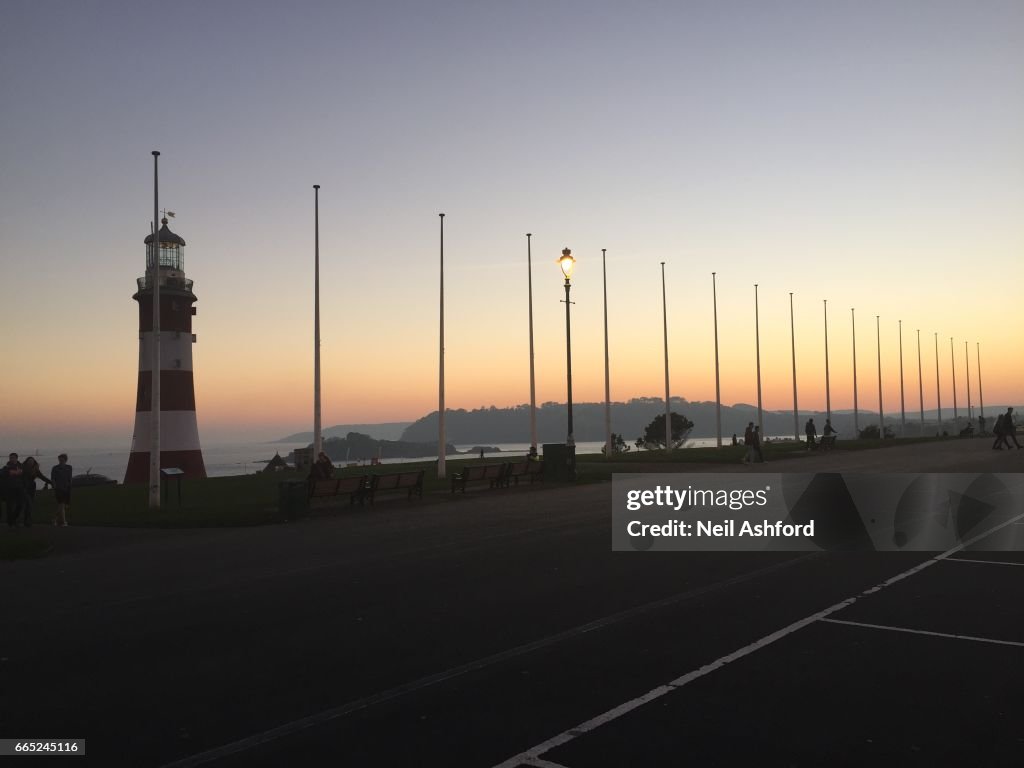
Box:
24 436 955 529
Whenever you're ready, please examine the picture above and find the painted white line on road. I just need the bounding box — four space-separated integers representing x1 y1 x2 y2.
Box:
491 507 1024 768
158 553 819 768
943 557 1024 568
524 758 573 768
821 618 1024 648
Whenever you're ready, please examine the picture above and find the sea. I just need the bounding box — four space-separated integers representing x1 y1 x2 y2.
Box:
14 436 790 483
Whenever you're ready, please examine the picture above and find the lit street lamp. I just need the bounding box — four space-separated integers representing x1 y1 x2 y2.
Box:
559 248 577 480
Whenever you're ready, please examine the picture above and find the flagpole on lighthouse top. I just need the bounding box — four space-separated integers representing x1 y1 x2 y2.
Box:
149 150 161 510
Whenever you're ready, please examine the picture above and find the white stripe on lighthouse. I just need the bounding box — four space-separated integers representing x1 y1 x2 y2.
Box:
130 411 202 452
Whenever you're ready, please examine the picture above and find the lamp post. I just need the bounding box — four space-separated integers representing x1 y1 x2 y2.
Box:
602 248 612 458
852 308 859 436
662 263 672 451
527 234 537 455
755 284 763 436
559 248 577 479
713 272 722 448
823 299 831 424
438 213 446 480
790 292 799 441
313 185 322 460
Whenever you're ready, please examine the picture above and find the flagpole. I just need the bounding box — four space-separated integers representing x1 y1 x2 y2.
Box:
824 299 831 424
934 332 942 431
661 263 671 452
851 308 859 436
977 342 985 422
965 341 972 423
712 272 722 448
602 248 612 457
916 329 924 430
313 185 322 460
898 319 906 436
527 233 537 455
755 284 763 436
438 213 446 480
876 315 883 437
950 336 958 430
790 292 798 441
149 150 161 510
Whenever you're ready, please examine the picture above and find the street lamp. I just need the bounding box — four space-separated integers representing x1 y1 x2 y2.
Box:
559 248 577 480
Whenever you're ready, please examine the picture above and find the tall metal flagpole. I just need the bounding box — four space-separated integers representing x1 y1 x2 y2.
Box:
977 343 985 421
713 272 722 448
661 263 672 452
313 185 322 460
824 299 831 424
602 248 612 457
934 333 942 430
965 341 972 422
527 234 537 455
790 292 799 441
851 308 859 436
149 150 161 509
950 337 958 429
876 315 884 436
438 213 446 480
755 284 763 436
916 329 924 430
898 320 906 436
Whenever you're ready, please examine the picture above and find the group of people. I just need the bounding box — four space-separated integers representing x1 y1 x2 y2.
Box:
741 423 764 464
307 451 336 481
992 407 1021 450
804 417 838 449
1 452 73 528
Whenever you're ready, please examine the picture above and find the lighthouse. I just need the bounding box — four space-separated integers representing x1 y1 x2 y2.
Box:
124 216 207 483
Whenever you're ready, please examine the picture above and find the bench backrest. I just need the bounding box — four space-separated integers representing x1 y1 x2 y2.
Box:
506 461 529 477
309 476 366 498
372 470 424 491
463 463 505 481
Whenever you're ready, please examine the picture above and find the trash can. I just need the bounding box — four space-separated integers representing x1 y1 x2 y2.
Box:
279 480 310 520
542 443 576 482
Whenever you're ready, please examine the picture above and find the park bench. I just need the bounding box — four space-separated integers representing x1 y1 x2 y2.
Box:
503 459 545 487
451 463 507 494
308 475 368 506
365 470 424 505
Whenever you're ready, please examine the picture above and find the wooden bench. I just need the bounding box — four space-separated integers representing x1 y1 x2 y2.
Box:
365 470 424 505
308 475 368 506
503 459 545 487
451 463 507 493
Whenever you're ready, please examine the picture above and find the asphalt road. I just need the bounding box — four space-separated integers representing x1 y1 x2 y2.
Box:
2 440 1022 766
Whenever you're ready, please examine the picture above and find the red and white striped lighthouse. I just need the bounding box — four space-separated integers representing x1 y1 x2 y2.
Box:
124 216 207 483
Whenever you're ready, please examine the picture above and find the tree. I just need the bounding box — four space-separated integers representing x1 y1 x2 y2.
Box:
634 437 646 451
638 412 694 449
601 433 631 455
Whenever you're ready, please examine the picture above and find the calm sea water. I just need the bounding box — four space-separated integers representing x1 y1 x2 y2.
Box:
16 436 793 483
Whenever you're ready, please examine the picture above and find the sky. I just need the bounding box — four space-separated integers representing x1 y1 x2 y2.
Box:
2 0 1022 449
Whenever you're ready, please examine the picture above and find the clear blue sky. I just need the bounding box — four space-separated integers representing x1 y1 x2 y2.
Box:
2 0 1021 447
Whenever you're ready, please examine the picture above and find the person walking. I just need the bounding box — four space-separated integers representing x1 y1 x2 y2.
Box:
50 453 73 526
753 425 765 463
3 453 26 527
743 422 755 464
1003 407 1021 449
805 418 817 449
20 456 51 528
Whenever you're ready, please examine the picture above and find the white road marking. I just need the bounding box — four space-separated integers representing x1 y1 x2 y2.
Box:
943 557 1024 568
821 618 1024 648
524 758 573 768
157 553 818 768
491 507 1024 768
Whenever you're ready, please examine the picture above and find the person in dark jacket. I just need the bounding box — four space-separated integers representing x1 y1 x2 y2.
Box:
3 453 26 527
20 456 51 528
805 418 817 449
50 453 73 526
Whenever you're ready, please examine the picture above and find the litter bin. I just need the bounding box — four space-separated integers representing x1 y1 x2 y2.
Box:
542 443 576 482
279 480 310 520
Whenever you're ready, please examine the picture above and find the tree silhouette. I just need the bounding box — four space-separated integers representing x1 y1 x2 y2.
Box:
638 412 694 449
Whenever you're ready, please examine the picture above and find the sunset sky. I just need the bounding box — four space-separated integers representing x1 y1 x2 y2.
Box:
2 0 1022 449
